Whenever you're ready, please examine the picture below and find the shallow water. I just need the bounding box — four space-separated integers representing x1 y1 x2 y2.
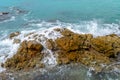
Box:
0 0 120 34
1 64 120 80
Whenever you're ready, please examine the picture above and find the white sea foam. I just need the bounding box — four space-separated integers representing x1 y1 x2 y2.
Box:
0 38 19 72
0 26 62 69
24 20 120 36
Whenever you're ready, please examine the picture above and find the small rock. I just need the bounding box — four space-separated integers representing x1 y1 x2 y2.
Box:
9 31 20 39
46 39 55 50
13 39 21 44
0 12 9 16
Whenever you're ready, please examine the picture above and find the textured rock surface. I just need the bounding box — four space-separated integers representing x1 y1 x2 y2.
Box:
3 28 120 73
46 39 56 50
3 40 44 70
54 28 112 72
91 34 120 58
55 29 93 51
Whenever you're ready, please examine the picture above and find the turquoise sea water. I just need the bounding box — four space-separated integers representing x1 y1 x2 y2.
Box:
0 0 120 79
0 0 120 34
1 0 120 22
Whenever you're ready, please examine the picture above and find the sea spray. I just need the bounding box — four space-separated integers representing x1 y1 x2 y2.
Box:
0 27 63 71
0 38 19 72
22 20 120 36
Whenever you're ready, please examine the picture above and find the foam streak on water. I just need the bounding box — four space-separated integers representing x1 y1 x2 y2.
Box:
25 20 120 36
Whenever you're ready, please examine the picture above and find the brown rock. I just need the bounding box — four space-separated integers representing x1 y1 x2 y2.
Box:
55 29 92 51
91 34 120 58
5 28 120 73
3 40 44 71
43 28 120 72
53 28 61 32
45 39 55 50
24 32 34 37
13 39 21 44
53 28 113 72
9 31 20 39
27 40 43 51
56 50 110 72
61 28 74 36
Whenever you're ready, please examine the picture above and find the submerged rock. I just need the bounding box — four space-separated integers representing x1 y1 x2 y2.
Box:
13 39 21 44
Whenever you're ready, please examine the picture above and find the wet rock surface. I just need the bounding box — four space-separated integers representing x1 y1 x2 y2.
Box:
48 28 120 72
91 34 120 58
3 40 44 71
9 31 20 39
1 28 120 79
54 28 111 72
13 39 21 44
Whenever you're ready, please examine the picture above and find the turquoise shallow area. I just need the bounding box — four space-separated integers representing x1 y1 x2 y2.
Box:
0 0 120 36
0 0 120 22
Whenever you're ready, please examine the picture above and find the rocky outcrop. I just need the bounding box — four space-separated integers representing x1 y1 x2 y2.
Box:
55 28 93 51
3 28 120 72
3 40 44 70
54 28 111 72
